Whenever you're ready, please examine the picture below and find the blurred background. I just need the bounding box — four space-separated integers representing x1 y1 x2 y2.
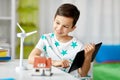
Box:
0 0 120 79
39 0 120 44
0 0 119 58
0 0 120 58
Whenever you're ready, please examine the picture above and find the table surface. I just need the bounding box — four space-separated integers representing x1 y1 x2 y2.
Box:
0 59 80 80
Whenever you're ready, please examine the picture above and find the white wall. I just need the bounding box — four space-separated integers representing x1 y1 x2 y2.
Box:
39 0 120 45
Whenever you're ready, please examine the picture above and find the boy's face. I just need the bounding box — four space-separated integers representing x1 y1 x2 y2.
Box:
53 15 76 37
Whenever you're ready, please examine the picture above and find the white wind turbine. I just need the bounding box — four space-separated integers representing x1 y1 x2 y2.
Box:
16 23 37 72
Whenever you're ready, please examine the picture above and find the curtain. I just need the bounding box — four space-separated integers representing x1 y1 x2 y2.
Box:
39 0 120 45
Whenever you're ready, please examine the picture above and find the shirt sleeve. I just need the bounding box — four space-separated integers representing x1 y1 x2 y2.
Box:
35 35 46 53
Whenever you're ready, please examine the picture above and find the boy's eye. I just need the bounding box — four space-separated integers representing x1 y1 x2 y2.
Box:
63 25 69 28
56 22 60 25
56 21 69 28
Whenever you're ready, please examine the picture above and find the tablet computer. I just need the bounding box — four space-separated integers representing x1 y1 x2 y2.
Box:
68 42 102 73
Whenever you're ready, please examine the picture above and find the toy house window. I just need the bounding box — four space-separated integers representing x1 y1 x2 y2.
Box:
38 63 46 67
35 69 39 72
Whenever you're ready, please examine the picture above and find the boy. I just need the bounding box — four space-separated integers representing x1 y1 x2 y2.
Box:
28 3 95 77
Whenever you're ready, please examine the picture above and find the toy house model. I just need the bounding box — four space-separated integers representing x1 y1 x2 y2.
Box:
33 57 52 76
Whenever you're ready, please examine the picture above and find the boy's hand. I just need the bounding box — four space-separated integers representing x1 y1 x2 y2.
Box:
61 60 70 68
52 60 70 68
84 43 95 60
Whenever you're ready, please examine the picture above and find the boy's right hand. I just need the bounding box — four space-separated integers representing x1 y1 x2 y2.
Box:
61 60 70 68
52 60 70 68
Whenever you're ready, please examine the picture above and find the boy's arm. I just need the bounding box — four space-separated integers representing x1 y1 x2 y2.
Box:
28 48 42 64
28 47 70 68
79 55 92 77
78 43 95 77
28 48 70 68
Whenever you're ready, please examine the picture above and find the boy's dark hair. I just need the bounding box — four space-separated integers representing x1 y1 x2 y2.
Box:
54 3 80 27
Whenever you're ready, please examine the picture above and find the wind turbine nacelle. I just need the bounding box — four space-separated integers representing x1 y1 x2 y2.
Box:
17 33 26 38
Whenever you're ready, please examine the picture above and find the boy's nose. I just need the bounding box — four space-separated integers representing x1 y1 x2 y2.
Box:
57 25 63 30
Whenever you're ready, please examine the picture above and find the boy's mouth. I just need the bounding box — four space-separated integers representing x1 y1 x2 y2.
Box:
56 31 62 34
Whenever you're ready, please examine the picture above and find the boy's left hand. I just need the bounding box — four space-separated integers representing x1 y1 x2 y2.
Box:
84 43 95 60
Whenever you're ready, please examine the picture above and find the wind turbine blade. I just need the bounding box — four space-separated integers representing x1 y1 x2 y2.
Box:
17 23 25 33
26 31 37 36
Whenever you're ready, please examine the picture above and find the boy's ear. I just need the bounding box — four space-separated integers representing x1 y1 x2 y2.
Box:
71 26 76 31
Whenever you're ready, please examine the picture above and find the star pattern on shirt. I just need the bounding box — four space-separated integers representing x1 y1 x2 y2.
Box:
62 68 67 72
50 33 54 38
46 53 49 57
49 45 53 49
61 50 67 56
55 41 60 47
43 45 46 51
41 35 46 39
71 41 78 48
69 59 73 63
